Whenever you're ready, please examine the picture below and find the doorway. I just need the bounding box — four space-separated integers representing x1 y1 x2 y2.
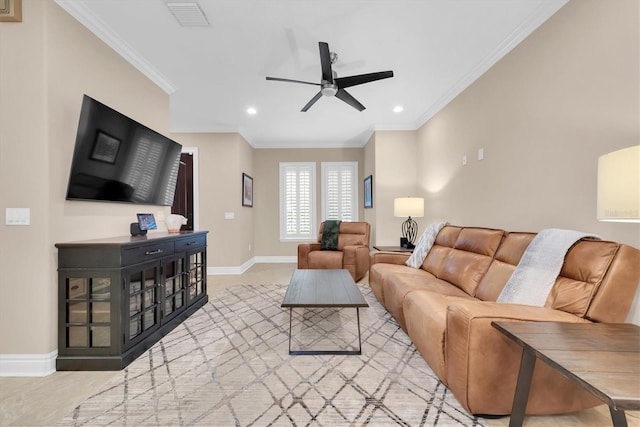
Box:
172 149 199 231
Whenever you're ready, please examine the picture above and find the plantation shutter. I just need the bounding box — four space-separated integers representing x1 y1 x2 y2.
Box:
322 162 358 222
280 162 316 240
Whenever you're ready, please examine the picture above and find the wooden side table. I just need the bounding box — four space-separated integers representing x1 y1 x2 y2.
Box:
492 321 640 427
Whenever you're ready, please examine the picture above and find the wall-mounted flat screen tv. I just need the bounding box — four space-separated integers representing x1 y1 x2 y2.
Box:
66 95 182 206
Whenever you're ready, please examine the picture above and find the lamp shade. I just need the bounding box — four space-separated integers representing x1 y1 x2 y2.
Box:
394 197 424 218
597 145 640 222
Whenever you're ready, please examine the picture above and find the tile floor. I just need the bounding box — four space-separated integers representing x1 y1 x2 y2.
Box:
0 263 637 426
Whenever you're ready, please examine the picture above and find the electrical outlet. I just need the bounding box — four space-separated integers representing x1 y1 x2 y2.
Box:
462 155 467 166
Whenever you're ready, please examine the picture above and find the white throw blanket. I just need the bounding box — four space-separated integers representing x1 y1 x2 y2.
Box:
405 221 448 269
497 228 600 306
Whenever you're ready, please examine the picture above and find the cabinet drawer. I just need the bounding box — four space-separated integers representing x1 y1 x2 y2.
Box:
175 235 206 252
122 241 175 265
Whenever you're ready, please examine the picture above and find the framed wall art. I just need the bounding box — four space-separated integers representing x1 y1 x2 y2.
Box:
364 175 373 209
242 173 253 207
0 0 22 22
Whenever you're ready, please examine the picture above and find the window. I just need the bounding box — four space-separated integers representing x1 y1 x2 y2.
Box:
279 162 316 241
321 162 358 221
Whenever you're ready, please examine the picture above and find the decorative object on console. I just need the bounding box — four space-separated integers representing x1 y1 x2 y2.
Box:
165 214 188 233
597 145 640 222
242 172 253 207
364 175 373 208
129 222 146 237
394 197 424 249
136 213 157 231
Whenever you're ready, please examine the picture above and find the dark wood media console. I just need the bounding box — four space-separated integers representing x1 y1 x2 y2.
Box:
55 231 208 370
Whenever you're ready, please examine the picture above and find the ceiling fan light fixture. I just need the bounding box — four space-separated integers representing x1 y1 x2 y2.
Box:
321 83 338 97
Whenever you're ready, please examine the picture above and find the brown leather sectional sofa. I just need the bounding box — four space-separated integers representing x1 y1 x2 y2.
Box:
369 225 640 416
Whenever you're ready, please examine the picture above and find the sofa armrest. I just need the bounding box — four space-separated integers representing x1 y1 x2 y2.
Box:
370 251 410 266
343 245 370 281
445 300 593 415
297 242 321 269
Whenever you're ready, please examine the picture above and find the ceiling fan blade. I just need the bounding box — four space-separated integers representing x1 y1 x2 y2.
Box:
301 91 323 112
266 76 320 86
335 89 365 112
319 42 333 83
335 70 394 89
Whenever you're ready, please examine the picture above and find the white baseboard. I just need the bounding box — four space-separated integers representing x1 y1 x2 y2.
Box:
0 351 57 377
207 256 296 275
254 256 296 264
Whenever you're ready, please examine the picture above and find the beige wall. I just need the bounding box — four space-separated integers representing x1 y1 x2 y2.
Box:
173 133 254 268
363 134 376 243
371 131 419 246
1 1 173 355
412 0 640 322
253 148 365 257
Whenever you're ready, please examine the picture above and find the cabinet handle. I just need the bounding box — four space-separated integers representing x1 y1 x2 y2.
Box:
186 241 198 246
145 249 164 255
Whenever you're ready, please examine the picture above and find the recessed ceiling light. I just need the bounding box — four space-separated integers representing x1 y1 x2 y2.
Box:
393 105 404 113
247 107 257 115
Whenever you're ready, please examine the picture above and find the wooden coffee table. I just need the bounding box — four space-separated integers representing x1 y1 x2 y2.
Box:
281 269 368 355
492 321 640 427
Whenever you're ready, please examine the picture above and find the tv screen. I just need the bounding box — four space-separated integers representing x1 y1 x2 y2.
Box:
66 95 182 206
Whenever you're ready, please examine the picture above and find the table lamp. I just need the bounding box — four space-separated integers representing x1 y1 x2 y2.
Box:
597 145 640 222
394 197 424 248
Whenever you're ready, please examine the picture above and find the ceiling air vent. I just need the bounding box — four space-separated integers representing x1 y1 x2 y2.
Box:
165 2 209 27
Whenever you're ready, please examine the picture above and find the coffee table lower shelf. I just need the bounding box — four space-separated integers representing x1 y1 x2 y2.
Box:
286 307 363 355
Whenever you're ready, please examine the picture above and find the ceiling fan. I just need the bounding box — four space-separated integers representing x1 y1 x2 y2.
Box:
266 41 394 112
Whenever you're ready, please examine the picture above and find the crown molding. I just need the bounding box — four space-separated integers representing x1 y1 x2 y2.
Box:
412 0 569 129
54 0 176 95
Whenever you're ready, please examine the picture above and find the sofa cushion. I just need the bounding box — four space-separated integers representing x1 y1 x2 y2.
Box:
308 250 343 270
369 262 414 305
403 291 475 383
382 272 469 330
422 226 462 274
475 232 535 301
437 228 504 295
547 239 619 317
317 221 369 250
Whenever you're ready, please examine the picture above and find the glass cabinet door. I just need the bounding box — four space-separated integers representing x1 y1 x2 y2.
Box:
65 276 112 348
187 251 206 304
125 263 161 347
163 256 186 320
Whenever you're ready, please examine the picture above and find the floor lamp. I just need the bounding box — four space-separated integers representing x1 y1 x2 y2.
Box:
394 197 424 249
597 145 640 223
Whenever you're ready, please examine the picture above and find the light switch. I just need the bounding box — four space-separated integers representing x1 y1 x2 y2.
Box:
6 208 30 225
462 155 468 166
224 212 235 220
478 148 484 161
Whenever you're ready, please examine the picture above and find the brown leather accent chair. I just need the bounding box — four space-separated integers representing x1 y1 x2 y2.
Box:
298 221 371 281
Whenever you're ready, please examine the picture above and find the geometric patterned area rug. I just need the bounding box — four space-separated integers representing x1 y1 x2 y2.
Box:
57 284 486 426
